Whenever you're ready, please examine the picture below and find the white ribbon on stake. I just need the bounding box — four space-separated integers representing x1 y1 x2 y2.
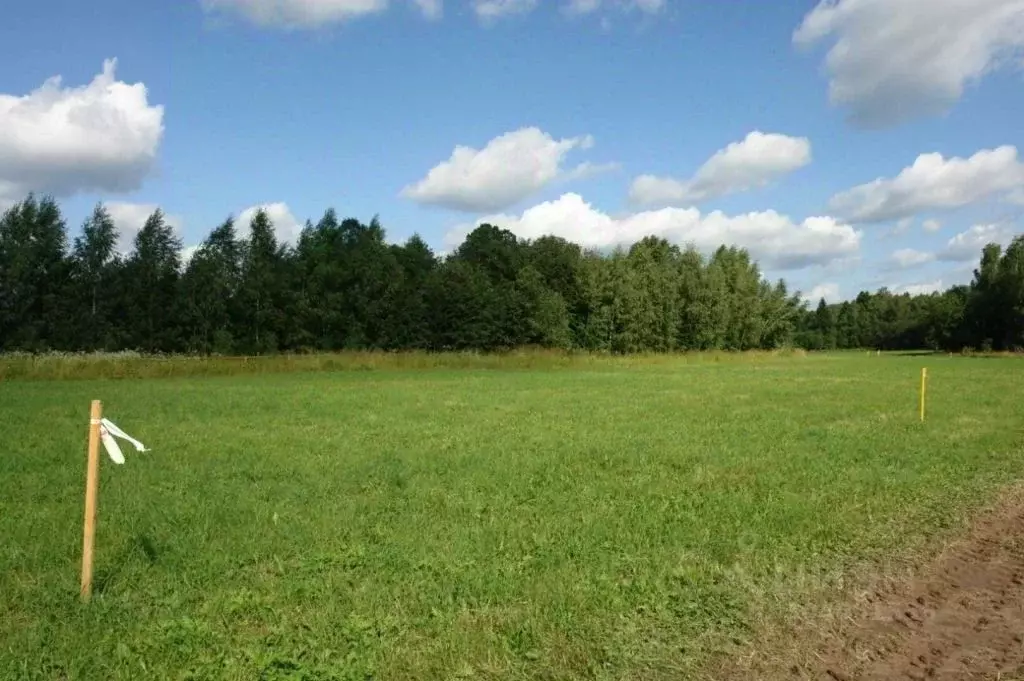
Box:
98 418 148 465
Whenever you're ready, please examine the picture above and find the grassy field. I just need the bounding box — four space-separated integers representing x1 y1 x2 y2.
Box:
2 353 1022 680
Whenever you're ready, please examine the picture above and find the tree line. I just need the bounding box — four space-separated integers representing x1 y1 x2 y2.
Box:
1 195 1021 355
796 239 1024 353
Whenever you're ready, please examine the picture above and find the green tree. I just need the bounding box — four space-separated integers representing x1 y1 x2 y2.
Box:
626 237 681 352
293 210 344 350
238 209 286 353
380 234 437 349
834 302 859 349
337 216 402 349
453 224 525 284
0 194 1015 356
995 236 1024 349
426 259 500 350
123 209 183 352
965 244 1003 350
527 236 587 346
292 212 401 350
70 204 121 350
579 252 616 351
0 195 72 350
924 287 967 351
813 298 836 350
696 248 737 350
515 265 571 349
675 247 707 350
180 218 242 354
759 279 800 349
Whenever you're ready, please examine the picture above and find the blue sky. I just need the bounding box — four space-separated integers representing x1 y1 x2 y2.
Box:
1 0 1023 302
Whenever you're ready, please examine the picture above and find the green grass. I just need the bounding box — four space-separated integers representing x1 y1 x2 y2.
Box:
2 353 1022 680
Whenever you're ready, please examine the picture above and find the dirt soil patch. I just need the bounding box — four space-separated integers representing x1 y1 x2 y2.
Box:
721 487 1024 680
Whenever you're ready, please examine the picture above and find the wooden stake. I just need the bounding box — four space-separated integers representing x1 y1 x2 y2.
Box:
81 400 102 602
919 368 928 423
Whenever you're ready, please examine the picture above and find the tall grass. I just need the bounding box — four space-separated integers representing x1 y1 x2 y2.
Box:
0 347 812 381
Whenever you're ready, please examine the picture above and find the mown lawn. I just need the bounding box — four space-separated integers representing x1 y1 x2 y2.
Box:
2 353 1022 680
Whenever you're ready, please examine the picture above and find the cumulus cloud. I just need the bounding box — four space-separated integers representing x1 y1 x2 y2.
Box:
449 192 860 270
803 282 841 304
794 0 1024 127
0 59 163 203
402 127 602 212
828 146 1024 223
882 223 1018 269
107 202 184 254
942 223 1018 261
237 202 305 244
200 0 392 27
922 219 942 233
629 131 812 207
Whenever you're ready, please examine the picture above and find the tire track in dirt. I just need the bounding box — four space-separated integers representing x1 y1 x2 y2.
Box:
718 486 1024 680
819 493 1024 680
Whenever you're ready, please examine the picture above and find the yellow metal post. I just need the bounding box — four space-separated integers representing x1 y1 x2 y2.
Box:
919 368 927 422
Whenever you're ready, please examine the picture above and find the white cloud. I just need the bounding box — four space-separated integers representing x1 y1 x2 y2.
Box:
803 282 841 304
794 0 1024 127
893 279 945 296
472 0 664 20
922 219 942 233
879 223 1018 269
200 0 390 27
0 59 163 203
107 202 184 254
630 0 664 12
564 0 664 15
561 160 620 182
237 202 304 244
890 248 936 268
941 223 1018 261
565 0 600 12
451 192 860 270
892 217 914 234
629 131 812 207
828 146 1024 222
181 245 200 266
199 0 664 25
472 0 537 21
412 0 442 18
402 127 599 212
